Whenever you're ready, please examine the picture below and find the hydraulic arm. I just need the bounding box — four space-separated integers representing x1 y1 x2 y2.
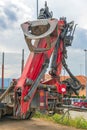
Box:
0 2 82 119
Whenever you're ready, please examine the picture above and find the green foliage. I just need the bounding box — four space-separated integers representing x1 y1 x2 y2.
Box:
34 112 87 129
52 113 64 124
34 111 42 118
82 95 86 99
77 95 80 98
74 117 87 129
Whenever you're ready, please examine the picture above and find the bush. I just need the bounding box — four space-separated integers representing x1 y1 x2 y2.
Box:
75 117 87 129
34 112 87 129
34 111 42 118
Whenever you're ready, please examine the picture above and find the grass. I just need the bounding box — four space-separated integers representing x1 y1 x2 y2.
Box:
34 112 87 129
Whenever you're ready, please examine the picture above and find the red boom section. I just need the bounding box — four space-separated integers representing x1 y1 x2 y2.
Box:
14 19 65 118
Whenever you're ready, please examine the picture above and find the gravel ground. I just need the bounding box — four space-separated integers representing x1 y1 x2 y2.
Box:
0 118 83 130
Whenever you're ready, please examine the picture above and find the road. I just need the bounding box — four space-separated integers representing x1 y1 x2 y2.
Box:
0 118 82 130
63 108 87 120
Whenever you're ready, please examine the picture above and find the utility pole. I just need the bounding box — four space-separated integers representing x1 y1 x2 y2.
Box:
80 64 82 75
21 49 24 74
84 49 87 99
1 52 4 89
37 0 38 18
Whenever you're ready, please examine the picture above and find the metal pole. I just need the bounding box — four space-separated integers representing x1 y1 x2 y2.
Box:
37 0 38 18
80 64 82 75
84 49 87 99
21 49 24 74
1 52 4 89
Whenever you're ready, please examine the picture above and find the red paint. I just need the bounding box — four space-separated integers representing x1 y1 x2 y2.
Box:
55 82 66 94
14 19 66 118
2 52 4 89
40 90 45 110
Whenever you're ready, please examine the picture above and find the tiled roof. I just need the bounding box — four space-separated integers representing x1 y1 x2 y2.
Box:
44 74 51 80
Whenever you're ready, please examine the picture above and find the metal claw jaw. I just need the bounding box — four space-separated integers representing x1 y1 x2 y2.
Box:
25 35 51 53
21 19 58 53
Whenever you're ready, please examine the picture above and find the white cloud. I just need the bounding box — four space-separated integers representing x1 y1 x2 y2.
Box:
0 0 33 53
0 0 87 78
0 52 29 78
66 48 85 75
39 0 87 29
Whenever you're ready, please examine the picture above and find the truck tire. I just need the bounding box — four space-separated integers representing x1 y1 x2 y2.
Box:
0 110 2 119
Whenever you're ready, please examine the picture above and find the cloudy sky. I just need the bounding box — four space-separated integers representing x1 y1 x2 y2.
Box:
0 0 87 78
